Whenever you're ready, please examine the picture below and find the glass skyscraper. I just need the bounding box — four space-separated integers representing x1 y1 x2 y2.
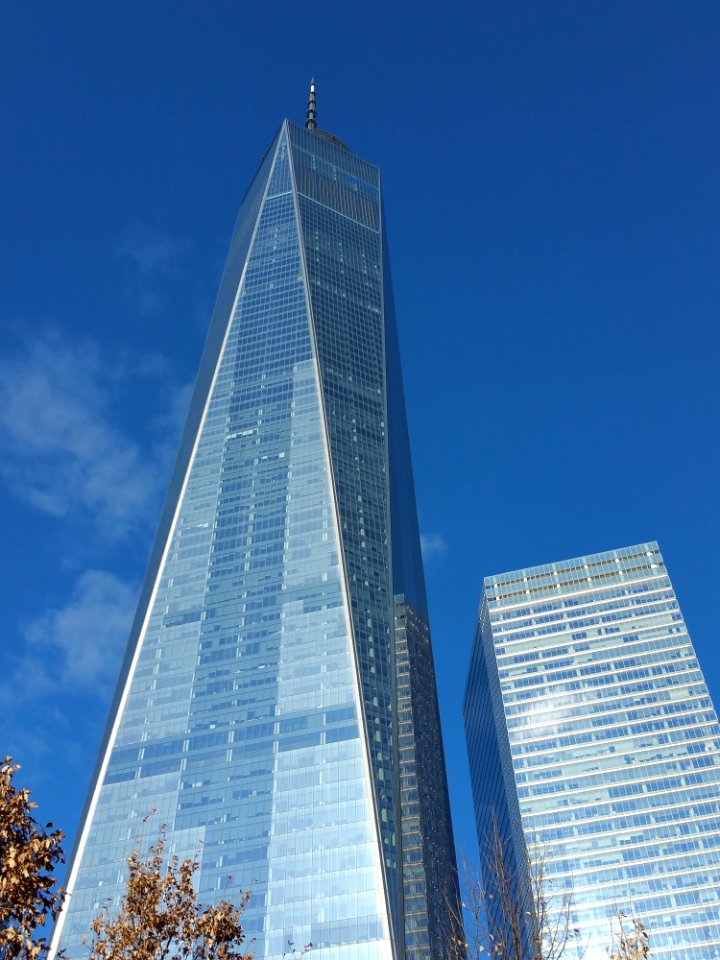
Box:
464 542 720 958
51 99 460 960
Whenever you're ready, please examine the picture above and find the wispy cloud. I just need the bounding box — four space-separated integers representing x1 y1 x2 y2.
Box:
0 320 192 766
0 324 190 538
24 570 136 695
1 570 137 766
118 232 188 275
117 225 191 316
421 532 449 564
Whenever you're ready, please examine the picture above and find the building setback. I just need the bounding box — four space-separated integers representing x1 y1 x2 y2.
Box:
465 542 720 958
51 94 460 960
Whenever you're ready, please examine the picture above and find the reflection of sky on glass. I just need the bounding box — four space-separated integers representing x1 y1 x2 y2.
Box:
51 124 395 960
467 544 720 956
2 4 719 949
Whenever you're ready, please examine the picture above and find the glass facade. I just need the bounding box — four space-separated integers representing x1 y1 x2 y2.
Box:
51 120 459 960
464 543 720 958
395 597 461 959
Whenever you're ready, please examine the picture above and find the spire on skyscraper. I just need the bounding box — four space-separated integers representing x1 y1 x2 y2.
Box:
305 78 317 130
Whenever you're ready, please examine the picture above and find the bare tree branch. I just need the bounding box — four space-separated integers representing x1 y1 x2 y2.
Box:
446 814 579 960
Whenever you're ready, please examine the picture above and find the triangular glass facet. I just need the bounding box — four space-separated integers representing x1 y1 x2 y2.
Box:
53 124 394 960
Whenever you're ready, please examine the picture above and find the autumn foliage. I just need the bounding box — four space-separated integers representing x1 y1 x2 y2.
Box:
0 757 65 960
608 913 650 960
88 829 254 960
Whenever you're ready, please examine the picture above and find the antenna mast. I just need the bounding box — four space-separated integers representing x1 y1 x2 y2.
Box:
305 78 317 130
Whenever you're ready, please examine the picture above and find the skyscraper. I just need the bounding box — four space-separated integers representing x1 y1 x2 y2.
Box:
464 542 720 958
51 90 460 960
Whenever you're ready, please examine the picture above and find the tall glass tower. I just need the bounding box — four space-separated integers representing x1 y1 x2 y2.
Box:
464 542 720 958
50 93 460 960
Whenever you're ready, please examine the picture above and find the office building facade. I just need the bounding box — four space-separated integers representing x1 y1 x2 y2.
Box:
52 103 459 960
465 542 720 958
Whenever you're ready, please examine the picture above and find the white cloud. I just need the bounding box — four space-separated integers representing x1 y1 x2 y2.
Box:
117 225 191 316
118 228 189 276
421 532 449 563
0 569 137 766
0 325 190 538
0 320 191 762
24 570 137 694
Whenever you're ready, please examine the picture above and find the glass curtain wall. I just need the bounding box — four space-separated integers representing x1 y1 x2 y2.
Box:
465 543 720 959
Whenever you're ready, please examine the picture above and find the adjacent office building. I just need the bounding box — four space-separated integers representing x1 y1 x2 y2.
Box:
51 91 460 960
465 542 720 958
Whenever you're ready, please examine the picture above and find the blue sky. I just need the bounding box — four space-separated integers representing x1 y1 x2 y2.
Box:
2 0 719 893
